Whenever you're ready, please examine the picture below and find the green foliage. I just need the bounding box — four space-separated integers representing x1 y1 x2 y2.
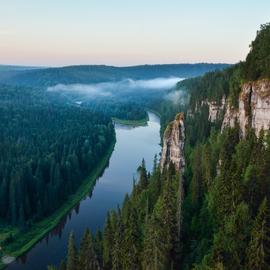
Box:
78 229 100 270
177 23 270 267
0 64 229 88
243 23 270 80
67 232 77 270
33 21 270 270
246 198 270 270
0 84 115 226
50 231 100 270
56 161 182 270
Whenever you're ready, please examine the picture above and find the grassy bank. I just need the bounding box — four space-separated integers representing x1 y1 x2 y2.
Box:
0 138 116 269
146 108 161 118
112 115 149 126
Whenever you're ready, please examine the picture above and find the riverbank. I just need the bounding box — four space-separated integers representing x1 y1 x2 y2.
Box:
0 138 116 270
112 115 149 127
146 108 161 118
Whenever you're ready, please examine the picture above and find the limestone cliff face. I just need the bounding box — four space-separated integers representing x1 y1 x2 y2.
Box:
222 79 270 136
221 105 238 131
190 97 226 123
207 96 226 122
160 113 185 172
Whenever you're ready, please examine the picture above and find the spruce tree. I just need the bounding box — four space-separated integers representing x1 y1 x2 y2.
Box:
103 213 114 269
67 232 77 270
59 260 66 270
112 216 124 270
137 159 148 192
143 199 168 270
246 198 270 270
122 206 140 270
78 229 100 270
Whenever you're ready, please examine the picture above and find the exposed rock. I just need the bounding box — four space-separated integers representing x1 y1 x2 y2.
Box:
250 80 270 135
193 97 225 122
221 104 239 131
222 79 270 136
207 96 226 122
160 112 185 172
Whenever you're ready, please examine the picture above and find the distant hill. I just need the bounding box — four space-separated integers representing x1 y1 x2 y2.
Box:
0 63 230 87
0 65 45 72
0 65 46 83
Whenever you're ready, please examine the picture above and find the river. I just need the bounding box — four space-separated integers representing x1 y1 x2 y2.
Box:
7 112 161 270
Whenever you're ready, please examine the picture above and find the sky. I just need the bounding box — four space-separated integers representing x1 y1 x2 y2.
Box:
0 0 270 67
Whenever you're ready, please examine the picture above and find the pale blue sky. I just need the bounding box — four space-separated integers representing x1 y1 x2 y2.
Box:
0 0 269 66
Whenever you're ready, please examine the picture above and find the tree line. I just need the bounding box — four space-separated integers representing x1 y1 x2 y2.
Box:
49 159 183 270
50 23 270 269
0 84 115 231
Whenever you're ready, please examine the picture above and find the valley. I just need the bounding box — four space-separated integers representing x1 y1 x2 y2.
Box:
5 112 161 270
1 2 270 268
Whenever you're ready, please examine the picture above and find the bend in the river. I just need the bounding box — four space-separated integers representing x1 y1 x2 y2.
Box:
7 112 161 270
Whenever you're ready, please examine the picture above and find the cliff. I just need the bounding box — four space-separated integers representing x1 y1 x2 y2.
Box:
222 79 270 136
207 96 226 122
160 112 185 171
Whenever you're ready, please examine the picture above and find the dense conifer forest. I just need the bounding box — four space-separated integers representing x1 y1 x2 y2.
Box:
50 23 270 270
0 84 115 228
0 64 228 88
0 61 223 266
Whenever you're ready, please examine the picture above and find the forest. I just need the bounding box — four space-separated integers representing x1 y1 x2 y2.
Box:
0 60 225 264
0 84 115 228
50 23 270 270
0 64 228 88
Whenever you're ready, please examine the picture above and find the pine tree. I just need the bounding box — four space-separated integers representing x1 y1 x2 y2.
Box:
103 213 114 269
143 199 169 270
112 216 124 270
67 232 77 270
137 159 148 192
161 173 177 269
210 202 250 269
174 172 184 265
122 206 140 270
18 205 26 229
202 142 212 188
78 229 100 270
59 260 66 270
94 229 103 265
246 198 270 270
9 176 17 225
153 154 158 172
191 145 203 205
0 178 8 217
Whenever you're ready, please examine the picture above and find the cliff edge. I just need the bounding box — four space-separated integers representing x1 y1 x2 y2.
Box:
222 79 270 136
160 112 185 171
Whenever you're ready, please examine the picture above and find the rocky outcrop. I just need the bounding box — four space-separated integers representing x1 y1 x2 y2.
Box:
222 79 270 136
222 105 238 131
207 96 226 122
160 112 185 172
191 97 226 123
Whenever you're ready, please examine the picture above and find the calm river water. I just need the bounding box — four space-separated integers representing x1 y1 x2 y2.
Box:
7 112 161 270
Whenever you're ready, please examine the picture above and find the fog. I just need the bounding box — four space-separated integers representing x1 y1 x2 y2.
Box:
165 90 189 105
47 77 182 98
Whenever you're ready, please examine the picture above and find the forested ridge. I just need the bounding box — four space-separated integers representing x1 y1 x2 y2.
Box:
0 84 115 229
0 64 228 88
48 159 183 270
51 23 270 270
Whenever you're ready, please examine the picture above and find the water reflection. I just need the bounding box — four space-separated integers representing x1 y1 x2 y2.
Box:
8 112 161 270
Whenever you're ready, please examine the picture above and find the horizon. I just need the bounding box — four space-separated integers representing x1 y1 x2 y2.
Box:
1 1 270 66
0 62 232 69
